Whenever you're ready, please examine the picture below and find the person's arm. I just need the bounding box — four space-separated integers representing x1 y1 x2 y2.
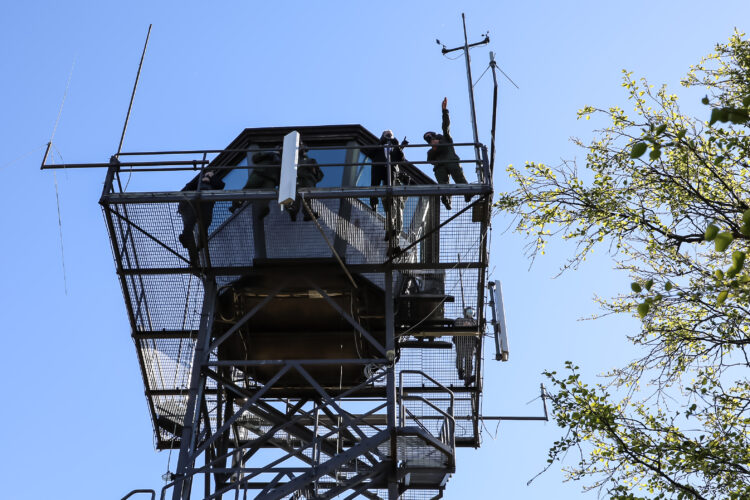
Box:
210 176 225 190
441 97 452 142
310 158 324 183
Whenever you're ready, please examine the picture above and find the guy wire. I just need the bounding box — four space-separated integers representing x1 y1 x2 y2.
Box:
48 57 75 296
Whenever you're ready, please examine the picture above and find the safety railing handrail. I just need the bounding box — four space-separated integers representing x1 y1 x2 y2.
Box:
120 489 155 500
398 370 455 453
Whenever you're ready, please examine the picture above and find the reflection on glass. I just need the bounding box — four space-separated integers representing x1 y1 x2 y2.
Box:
307 149 344 188
353 152 371 187
222 154 249 190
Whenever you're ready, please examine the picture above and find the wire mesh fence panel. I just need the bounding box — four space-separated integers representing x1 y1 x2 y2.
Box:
124 273 204 332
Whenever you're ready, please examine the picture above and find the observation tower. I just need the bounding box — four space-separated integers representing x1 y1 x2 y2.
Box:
91 123 504 499
39 18 531 500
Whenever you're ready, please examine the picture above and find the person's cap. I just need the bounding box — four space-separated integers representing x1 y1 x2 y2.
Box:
423 131 437 143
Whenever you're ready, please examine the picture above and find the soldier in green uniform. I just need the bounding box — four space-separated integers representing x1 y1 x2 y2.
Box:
286 143 324 221
423 97 472 210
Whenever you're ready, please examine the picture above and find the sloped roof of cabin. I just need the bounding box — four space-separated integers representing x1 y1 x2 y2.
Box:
209 124 435 185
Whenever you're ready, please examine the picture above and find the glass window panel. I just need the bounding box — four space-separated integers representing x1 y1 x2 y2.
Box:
354 152 372 187
308 149 344 188
221 155 249 190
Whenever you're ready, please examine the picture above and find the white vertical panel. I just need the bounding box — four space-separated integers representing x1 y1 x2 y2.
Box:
278 131 300 206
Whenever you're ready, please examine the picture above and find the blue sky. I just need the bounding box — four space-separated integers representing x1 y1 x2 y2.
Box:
1 1 749 498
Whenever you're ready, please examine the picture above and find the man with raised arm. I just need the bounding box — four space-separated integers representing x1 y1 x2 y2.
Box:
423 97 471 210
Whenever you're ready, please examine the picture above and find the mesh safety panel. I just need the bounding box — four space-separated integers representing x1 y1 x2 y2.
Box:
102 188 488 451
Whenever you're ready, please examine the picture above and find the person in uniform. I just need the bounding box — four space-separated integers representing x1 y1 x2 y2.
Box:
178 169 225 267
229 148 282 218
286 142 324 221
423 97 472 210
453 306 478 386
367 130 408 246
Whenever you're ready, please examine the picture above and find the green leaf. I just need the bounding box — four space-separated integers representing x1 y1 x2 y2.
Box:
726 265 739 279
717 291 728 305
631 282 642 293
644 279 654 291
665 282 673 291
743 209 750 224
630 142 648 159
743 95 750 107
675 128 687 139
741 222 750 237
715 232 733 252
702 95 709 105
704 223 719 241
655 123 667 135
637 302 650 318
714 269 724 280
649 147 661 160
732 250 746 270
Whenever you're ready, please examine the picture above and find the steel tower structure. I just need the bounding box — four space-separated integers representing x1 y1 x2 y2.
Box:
92 123 499 499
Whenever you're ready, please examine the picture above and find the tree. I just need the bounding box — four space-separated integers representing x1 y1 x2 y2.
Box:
497 32 750 499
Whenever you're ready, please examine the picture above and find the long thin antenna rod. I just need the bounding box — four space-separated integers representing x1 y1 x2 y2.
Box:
489 51 499 176
117 24 152 157
461 13 481 177
41 57 77 169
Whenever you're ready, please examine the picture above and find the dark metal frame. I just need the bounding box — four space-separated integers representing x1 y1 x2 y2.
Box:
96 134 491 499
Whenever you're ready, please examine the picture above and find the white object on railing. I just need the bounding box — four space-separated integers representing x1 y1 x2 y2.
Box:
278 131 300 207
495 281 510 361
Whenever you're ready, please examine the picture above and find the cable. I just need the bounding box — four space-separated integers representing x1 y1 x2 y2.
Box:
52 171 68 295
442 51 465 61
0 144 47 171
50 57 76 144
472 64 491 89
46 60 76 296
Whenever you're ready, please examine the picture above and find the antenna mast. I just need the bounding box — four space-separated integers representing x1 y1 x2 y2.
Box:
439 14 489 180
117 24 152 157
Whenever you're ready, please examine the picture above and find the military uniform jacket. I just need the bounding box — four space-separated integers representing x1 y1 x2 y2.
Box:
297 154 323 186
367 138 407 187
426 109 461 169
250 151 282 184
178 174 226 214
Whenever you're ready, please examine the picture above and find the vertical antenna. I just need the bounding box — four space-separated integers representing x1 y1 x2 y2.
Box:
489 51 498 176
117 24 152 157
461 13 481 176
439 16 489 181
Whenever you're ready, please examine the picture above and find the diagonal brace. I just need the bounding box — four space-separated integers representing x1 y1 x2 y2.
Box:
305 280 386 356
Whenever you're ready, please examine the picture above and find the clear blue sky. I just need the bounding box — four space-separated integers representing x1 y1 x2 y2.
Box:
1 1 748 498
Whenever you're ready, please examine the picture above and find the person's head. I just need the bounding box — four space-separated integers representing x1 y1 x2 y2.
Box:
424 131 440 149
201 170 215 182
463 306 475 320
381 130 394 141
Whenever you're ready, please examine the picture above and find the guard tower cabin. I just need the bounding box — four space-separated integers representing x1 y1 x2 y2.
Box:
101 124 493 499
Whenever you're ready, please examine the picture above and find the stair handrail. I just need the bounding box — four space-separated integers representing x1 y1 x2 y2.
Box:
120 489 155 500
397 370 455 451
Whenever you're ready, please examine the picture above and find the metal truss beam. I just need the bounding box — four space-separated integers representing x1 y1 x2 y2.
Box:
101 183 492 205
116 261 486 277
255 429 391 500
